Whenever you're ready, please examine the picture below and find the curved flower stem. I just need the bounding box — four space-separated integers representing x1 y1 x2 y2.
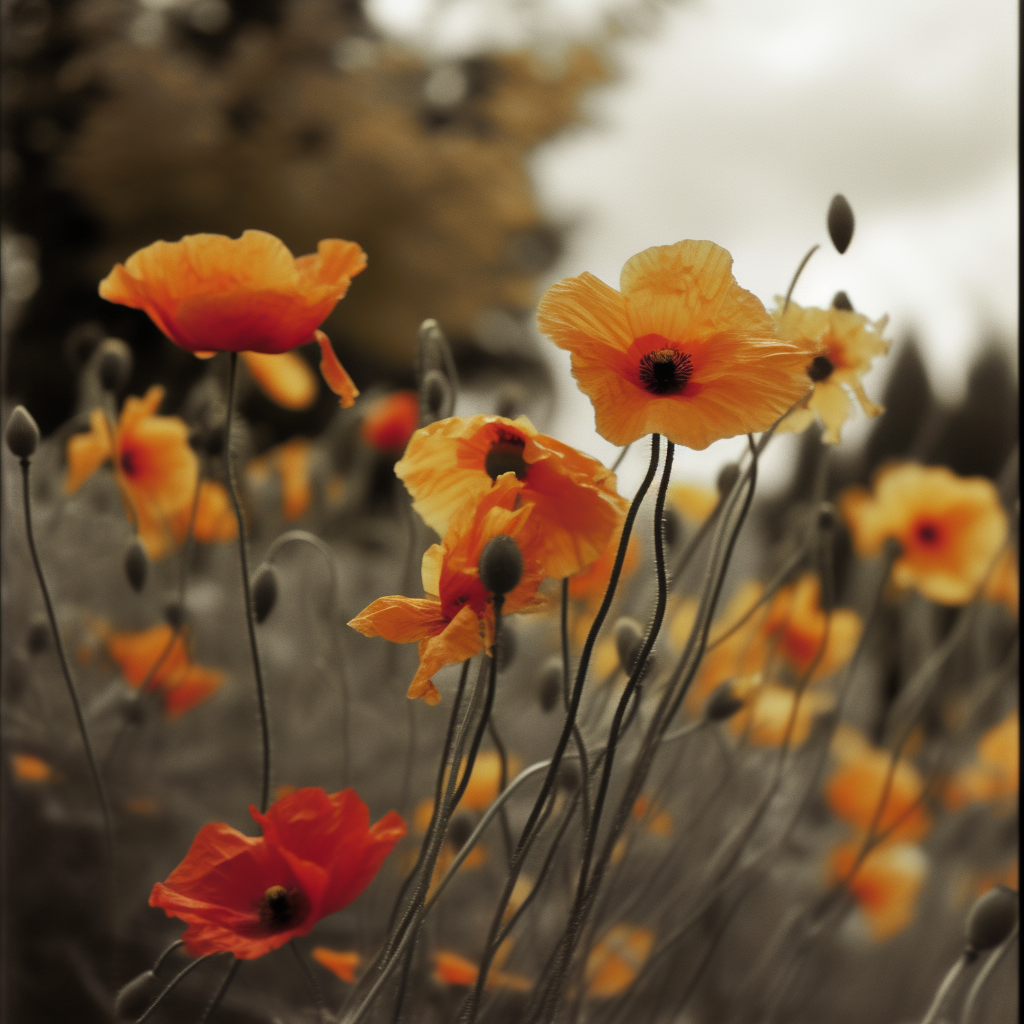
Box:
561 578 591 836
17 457 113 861
462 435 663 1023
196 958 239 1024
782 243 820 314
486 713 515 866
151 939 185 976
960 922 1018 1022
919 950 974 1024
135 953 217 1023
224 351 271 813
291 942 327 1023
610 443 631 473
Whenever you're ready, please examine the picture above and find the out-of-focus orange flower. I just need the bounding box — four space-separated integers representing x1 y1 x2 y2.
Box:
124 796 160 815
11 753 53 782
432 952 532 992
585 925 655 998
349 475 547 705
841 463 1009 606
944 712 1019 809
974 861 1018 897
312 947 361 983
65 386 236 558
667 482 718 524
828 841 928 941
773 301 889 444
760 575 862 680
99 231 366 356
242 351 319 410
408 800 487 878
568 526 640 606
396 415 628 580
826 738 931 843
536 240 812 449
247 439 314 521
105 623 225 720
983 545 1019 615
729 682 833 747
150 787 404 959
455 749 522 812
361 391 420 455
632 795 672 836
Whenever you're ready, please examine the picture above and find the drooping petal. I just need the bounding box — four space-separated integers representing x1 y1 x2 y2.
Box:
317 331 359 408
65 409 114 493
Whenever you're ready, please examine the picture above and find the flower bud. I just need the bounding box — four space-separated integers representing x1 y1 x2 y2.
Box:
447 813 475 851
252 563 279 623
965 885 1018 953
114 970 159 1021
124 538 148 592
479 535 523 597
614 617 645 674
827 194 855 254
163 599 184 631
538 655 563 712
5 406 39 459
704 680 745 722
817 502 837 532
717 462 740 499
831 290 854 311
417 319 458 387
97 337 132 392
26 616 50 655
419 369 454 425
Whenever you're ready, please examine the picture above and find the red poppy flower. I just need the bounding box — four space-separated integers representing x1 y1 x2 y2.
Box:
149 787 405 959
361 390 420 454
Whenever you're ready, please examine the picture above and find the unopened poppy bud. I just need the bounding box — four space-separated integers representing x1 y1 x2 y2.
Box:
704 680 745 721
5 406 39 459
417 318 458 387
97 337 132 392
419 369 453 424
539 656 563 712
479 535 523 597
252 564 279 623
494 622 517 671
831 290 854 311
114 969 159 1020
818 502 837 531
124 538 148 592
27 616 50 654
164 599 184 631
827 194 855 254
717 462 740 499
447 813 474 851
965 885 1018 954
614 617 644 674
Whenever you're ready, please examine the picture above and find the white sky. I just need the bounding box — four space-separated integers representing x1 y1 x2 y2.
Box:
369 0 1018 493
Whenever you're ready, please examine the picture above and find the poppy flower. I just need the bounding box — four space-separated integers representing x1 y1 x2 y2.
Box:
432 951 532 992
361 391 420 454
667 482 718 524
348 475 547 705
149 787 405 959
568 525 641 606
827 841 928 941
395 415 628 580
631 795 672 836
944 712 1019 809
840 463 1009 606
247 438 314 521
773 300 889 444
728 681 833 748
11 753 53 783
826 738 931 843
105 622 226 719
536 240 813 449
312 947 361 983
585 925 655 998
65 386 237 559
242 351 319 411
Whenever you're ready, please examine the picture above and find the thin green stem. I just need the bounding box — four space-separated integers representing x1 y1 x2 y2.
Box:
196 959 239 1024
561 577 591 835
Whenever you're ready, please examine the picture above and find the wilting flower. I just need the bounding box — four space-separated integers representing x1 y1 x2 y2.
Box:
65 386 236 559
348 475 547 704
149 787 405 959
105 622 225 719
944 711 1019 809
827 841 928 941
99 231 363 406
361 391 420 454
585 925 655 998
242 351 319 411
536 240 812 449
773 300 889 444
841 463 1009 605
396 415 628 579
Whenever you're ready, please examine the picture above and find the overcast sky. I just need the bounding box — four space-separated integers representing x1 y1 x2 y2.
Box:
370 0 1018 492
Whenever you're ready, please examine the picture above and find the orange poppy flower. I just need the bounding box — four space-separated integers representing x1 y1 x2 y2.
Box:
247 438 314 521
773 300 889 444
826 738 931 843
361 390 420 454
827 841 928 941
65 386 237 559
433 951 532 993
983 545 1019 615
728 682 833 747
760 574 862 680
631 795 672 836
944 711 1019 809
312 947 361 983
11 753 53 783
667 482 718 524
395 415 628 580
105 623 226 720
536 240 812 449
840 463 1009 606
242 351 319 411
150 787 405 959
348 475 547 705
568 526 640 606
585 925 655 998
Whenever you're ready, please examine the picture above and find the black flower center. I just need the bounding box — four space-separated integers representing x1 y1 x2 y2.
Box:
915 521 941 547
638 348 693 395
807 355 835 383
120 449 137 476
258 885 309 931
485 434 528 481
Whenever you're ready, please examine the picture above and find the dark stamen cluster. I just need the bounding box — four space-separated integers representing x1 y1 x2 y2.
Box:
258 885 308 931
807 355 835 382
485 434 528 480
638 348 693 395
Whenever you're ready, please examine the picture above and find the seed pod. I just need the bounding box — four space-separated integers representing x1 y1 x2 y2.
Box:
717 462 740 499
818 502 837 532
965 885 1018 953
419 369 454 425
538 655 563 712
5 406 39 458
417 318 458 391
124 538 148 592
114 970 160 1021
252 563 279 624
827 194 855 254
614 617 645 674
831 290 854 311
479 535 523 597
704 680 745 722
97 337 132 392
